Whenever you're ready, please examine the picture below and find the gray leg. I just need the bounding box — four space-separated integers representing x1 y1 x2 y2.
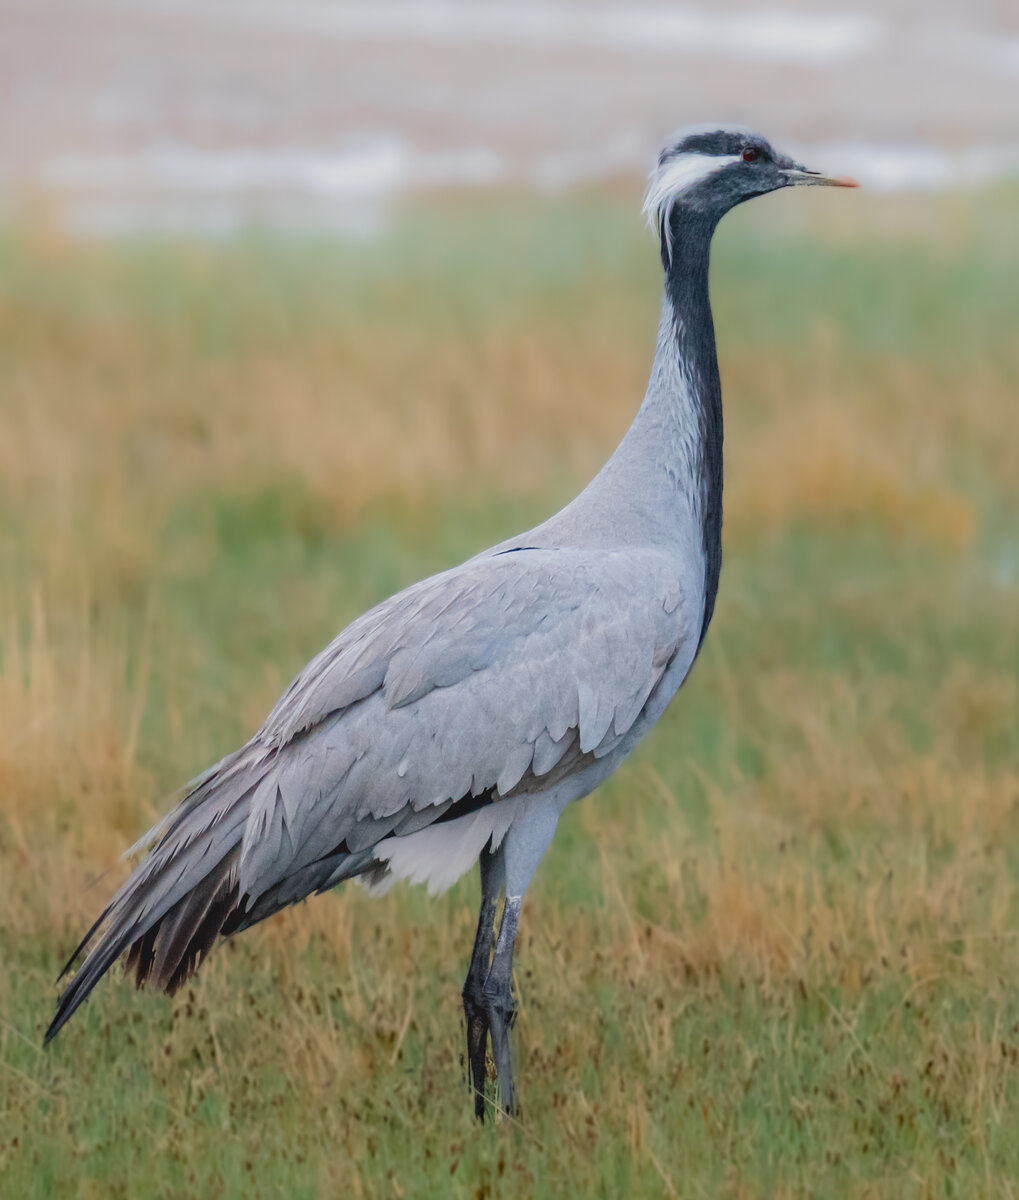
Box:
463 845 503 1120
482 894 521 1115
480 802 560 1119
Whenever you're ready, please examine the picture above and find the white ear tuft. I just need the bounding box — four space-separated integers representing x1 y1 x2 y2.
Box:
643 152 741 260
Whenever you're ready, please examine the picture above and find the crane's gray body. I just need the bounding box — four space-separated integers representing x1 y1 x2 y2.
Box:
245 289 711 903
48 278 712 1036
92 288 708 929
48 127 854 1109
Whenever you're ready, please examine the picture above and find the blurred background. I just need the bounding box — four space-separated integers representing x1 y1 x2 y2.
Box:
3 0 1019 233
2 2 1018 1197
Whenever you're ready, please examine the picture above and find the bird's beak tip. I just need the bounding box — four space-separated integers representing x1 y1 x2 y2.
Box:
786 166 860 189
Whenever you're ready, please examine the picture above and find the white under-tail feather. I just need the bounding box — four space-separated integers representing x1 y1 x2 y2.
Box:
367 799 522 897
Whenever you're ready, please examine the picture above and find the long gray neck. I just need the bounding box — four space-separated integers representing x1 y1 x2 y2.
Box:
598 209 723 644
662 208 723 644
513 209 724 645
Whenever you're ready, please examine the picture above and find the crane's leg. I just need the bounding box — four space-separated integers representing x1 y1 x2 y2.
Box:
482 804 559 1119
483 891 521 1117
463 845 503 1120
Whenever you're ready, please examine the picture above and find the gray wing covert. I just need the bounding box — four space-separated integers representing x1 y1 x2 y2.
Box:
238 546 688 899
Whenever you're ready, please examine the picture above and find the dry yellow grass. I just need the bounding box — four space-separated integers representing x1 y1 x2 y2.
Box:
1 191 1018 1196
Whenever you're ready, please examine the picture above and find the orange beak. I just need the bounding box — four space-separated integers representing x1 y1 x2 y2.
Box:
784 166 860 188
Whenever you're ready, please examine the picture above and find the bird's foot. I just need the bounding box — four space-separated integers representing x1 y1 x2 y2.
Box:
462 980 492 1120
463 968 517 1120
483 980 516 1118
463 882 520 1122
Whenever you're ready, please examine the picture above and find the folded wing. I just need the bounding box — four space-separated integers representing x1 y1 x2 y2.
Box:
48 544 689 1039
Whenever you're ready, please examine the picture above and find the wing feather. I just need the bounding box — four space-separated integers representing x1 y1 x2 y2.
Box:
231 545 691 900
49 544 696 1037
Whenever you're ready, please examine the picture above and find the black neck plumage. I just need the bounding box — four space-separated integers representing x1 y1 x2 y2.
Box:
662 207 724 646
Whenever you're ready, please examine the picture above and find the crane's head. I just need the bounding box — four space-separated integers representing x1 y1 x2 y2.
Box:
645 125 857 262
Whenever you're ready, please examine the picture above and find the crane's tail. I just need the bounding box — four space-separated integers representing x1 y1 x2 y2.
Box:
44 743 388 1043
45 750 258 1044
46 854 241 1043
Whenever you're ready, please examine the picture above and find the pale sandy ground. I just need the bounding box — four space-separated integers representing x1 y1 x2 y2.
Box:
1 0 1017 231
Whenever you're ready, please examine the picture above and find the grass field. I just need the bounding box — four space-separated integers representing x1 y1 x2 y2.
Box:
1 184 1018 1198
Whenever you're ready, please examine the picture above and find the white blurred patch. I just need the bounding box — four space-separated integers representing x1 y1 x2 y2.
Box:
42 139 505 198
803 142 1019 193
31 132 1019 240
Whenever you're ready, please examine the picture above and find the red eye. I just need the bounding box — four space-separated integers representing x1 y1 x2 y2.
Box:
742 147 759 163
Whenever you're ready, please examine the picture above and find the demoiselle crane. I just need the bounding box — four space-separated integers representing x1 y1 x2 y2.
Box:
47 127 855 1119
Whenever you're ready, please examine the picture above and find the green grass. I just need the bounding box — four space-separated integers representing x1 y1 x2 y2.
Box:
1 186 1018 1197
